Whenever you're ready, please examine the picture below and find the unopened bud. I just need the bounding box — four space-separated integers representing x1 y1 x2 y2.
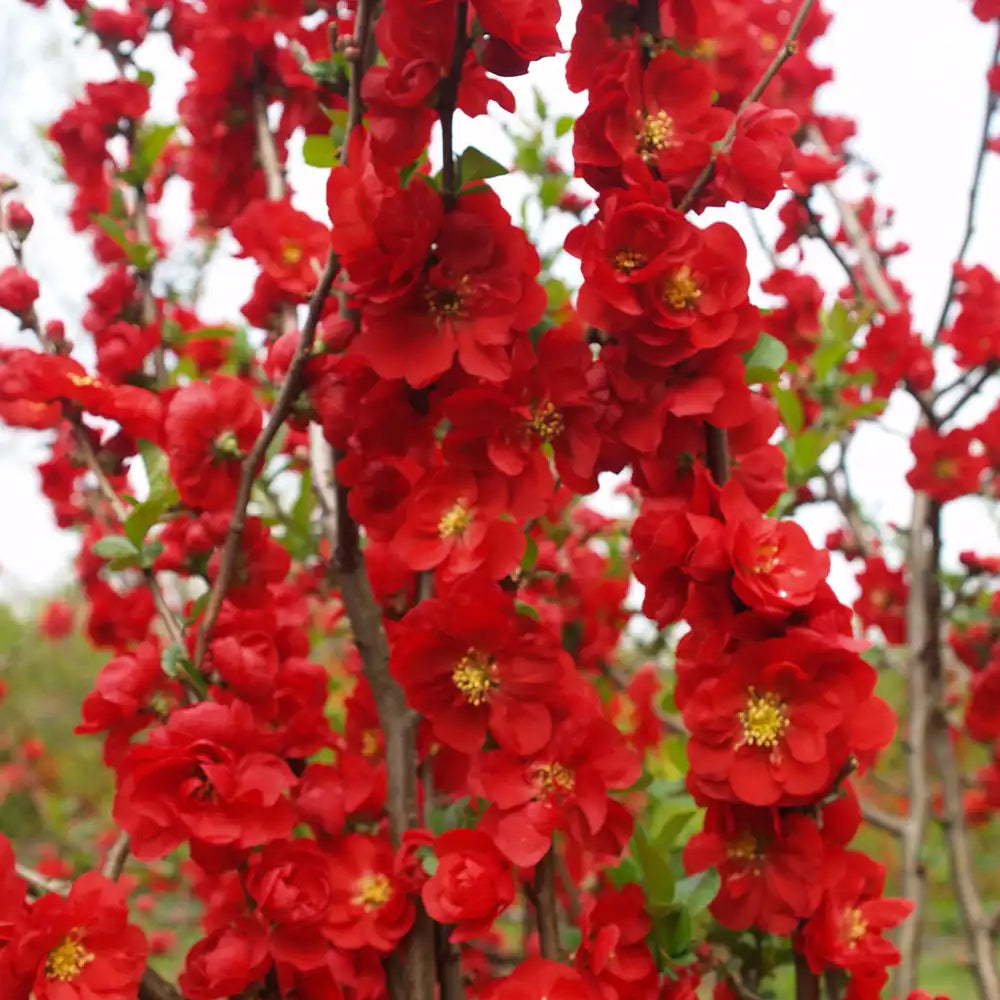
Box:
3 200 34 241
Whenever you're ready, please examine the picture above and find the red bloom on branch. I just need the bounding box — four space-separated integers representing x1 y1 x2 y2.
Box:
477 716 641 866
355 190 546 387
906 426 987 503
683 635 894 806
164 374 262 511
390 580 571 754
489 958 600 1000
0 836 27 944
420 828 515 940
324 835 414 952
854 556 907 645
179 917 271 1000
391 467 524 581
0 872 147 1000
231 199 329 298
683 804 825 933
0 266 40 318
800 852 912 988
113 701 297 860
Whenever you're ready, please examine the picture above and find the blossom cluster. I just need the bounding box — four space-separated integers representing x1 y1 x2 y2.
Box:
2 0 997 998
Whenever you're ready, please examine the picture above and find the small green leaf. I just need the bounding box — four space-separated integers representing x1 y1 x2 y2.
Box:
140 539 165 570
92 535 141 562
555 115 575 138
458 146 508 185
534 89 548 121
161 643 208 698
633 827 675 911
743 332 788 376
124 498 166 548
673 868 720 915
520 535 539 574
792 429 829 476
515 600 541 621
303 134 338 168
774 386 804 433
139 440 172 501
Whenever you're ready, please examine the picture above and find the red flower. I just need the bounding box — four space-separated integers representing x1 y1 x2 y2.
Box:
489 958 600 1000
683 635 894 806
906 426 987 503
472 0 562 62
683 804 825 934
0 835 27 944
231 199 330 298
179 917 271 1000
854 556 907 645
324 835 414 952
113 701 297 860
37 600 75 640
420 829 515 940
391 467 524 581
575 884 658 1000
800 852 912 986
355 189 546 387
0 871 147 1000
0 266 40 318
164 374 262 511
573 49 729 193
942 264 1000 369
390 579 571 754
477 716 641 866
721 480 830 611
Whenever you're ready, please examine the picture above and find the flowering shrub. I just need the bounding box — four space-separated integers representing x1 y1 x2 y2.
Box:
1 1 999 999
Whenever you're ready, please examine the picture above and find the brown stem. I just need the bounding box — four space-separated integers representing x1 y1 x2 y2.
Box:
100 830 131 881
794 953 820 1000
677 0 816 214
438 1 469 208
894 493 937 996
436 923 466 1000
933 713 1000 1000
704 423 731 486
532 849 562 961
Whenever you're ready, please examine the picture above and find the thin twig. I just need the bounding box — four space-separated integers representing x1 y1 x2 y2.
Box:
938 364 997 426
799 196 864 302
677 0 817 213
932 25 1000 345
101 830 131 880
861 801 906 837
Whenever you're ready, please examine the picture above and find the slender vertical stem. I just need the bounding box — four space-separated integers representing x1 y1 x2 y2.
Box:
533 849 562 961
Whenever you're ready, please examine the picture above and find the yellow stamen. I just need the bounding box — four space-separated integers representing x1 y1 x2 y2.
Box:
737 687 789 749
636 110 676 161
527 401 564 443
452 648 498 707
535 762 575 796
612 249 649 273
845 907 868 946
662 266 701 311
352 872 393 911
46 931 95 982
438 500 472 539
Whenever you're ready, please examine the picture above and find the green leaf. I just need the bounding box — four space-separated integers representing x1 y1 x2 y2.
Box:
673 868 720 915
137 69 155 88
654 810 698 851
633 827 675 911
458 146 508 185
555 115 575 138
161 643 207 698
303 134 338 168
773 386 804 433
139 440 172 500
791 429 830 477
91 536 140 562
743 332 788 384
124 498 166 548
93 214 157 271
534 88 548 121
515 600 541 621
520 535 538 574
131 123 176 183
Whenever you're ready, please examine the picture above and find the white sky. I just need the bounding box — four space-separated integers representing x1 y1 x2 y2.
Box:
0 1 998 608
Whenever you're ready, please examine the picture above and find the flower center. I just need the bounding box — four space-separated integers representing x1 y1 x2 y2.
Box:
46 931 95 983
438 500 472 539
726 830 760 861
845 907 868 946
612 248 649 274
281 241 303 265
528 401 565 443
535 761 575 796
738 687 789 749
361 729 380 757
352 872 393 911
636 110 675 160
662 266 701 311
67 373 98 388
752 543 780 573
452 648 498 706
425 283 466 320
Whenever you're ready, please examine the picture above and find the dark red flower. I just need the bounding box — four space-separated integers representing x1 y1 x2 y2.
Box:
164 374 262 511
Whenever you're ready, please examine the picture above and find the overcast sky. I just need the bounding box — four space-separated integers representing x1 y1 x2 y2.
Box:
1 1 998 608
